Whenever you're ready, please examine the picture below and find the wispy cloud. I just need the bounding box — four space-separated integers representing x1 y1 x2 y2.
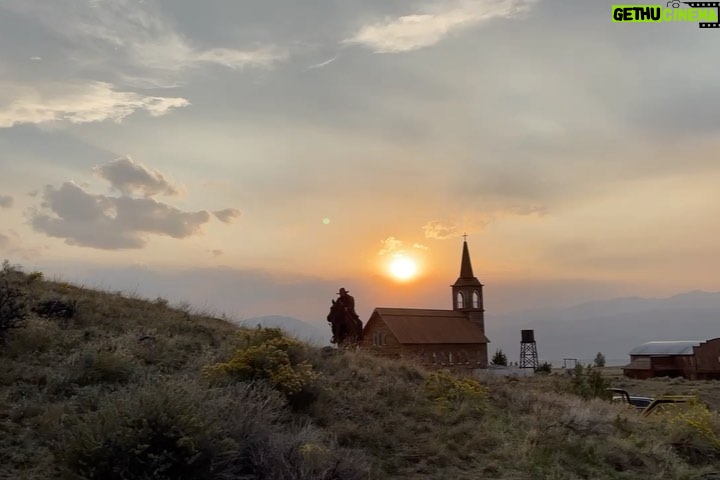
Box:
507 205 548 216
378 236 403 255
0 195 13 208
2 0 288 87
422 221 459 240
305 54 339 71
0 81 188 128
344 0 538 53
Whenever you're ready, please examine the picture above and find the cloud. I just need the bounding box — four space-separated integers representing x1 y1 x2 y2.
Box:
413 243 429 250
2 0 288 88
213 208 242 224
95 156 181 197
0 81 188 128
422 221 459 240
30 182 211 250
344 0 538 53
28 158 242 250
0 195 13 208
378 236 403 255
209 249 224 256
0 232 8 248
305 54 339 70
192 47 287 71
506 205 548 216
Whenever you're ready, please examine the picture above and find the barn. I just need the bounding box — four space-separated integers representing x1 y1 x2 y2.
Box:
361 238 490 369
622 338 720 380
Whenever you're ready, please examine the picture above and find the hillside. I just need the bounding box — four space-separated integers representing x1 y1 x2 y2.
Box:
1 262 720 480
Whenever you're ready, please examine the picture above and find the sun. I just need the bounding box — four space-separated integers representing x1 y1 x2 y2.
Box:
389 255 418 281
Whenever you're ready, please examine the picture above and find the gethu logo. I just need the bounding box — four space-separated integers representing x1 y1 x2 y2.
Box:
612 2 720 27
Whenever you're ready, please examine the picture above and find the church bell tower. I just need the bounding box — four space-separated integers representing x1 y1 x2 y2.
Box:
451 235 485 331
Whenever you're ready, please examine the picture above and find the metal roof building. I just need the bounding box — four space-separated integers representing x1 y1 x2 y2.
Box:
628 341 703 356
624 338 720 380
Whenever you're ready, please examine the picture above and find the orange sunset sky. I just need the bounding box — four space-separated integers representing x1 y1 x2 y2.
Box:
1 0 720 327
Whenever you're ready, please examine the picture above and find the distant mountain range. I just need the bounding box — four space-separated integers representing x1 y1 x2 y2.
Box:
240 291 720 368
487 290 720 367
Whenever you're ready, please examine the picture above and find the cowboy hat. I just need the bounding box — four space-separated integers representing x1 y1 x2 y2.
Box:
337 288 349 295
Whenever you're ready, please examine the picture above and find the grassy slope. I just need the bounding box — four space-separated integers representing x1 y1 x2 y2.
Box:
1 265 719 480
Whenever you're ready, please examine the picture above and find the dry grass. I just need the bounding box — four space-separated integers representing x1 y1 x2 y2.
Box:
1 262 719 480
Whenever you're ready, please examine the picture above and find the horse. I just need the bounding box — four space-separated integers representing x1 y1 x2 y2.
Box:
326 299 364 349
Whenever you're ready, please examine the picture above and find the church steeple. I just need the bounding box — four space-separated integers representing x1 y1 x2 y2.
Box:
451 236 484 318
458 234 478 281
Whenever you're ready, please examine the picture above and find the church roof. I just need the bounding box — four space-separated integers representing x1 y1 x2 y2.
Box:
369 307 489 344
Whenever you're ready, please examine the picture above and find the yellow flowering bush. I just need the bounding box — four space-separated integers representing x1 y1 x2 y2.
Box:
665 401 720 457
424 369 489 412
206 327 319 398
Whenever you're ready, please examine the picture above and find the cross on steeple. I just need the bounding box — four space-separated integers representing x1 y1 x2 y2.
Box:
462 232 468 241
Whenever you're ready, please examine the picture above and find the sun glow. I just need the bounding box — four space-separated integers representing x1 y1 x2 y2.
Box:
389 254 418 281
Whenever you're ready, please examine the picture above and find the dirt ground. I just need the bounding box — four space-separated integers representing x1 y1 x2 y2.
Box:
598 366 720 411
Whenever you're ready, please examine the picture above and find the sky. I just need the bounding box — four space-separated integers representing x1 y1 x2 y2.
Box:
1 0 720 328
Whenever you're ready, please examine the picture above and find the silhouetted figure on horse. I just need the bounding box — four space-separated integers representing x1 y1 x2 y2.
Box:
326 288 364 348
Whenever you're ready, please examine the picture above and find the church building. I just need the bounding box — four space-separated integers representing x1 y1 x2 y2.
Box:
361 238 490 369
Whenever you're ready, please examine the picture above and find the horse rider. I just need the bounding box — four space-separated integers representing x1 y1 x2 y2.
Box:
337 288 360 322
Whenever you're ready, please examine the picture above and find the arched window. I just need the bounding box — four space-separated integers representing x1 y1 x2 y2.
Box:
432 352 437 365
448 352 454 364
456 291 464 308
472 291 480 308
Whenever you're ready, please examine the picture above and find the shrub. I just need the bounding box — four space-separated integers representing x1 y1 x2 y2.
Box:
535 362 552 374
205 326 320 406
58 380 369 480
64 350 136 386
567 364 611 400
664 401 720 464
0 279 28 339
34 299 78 320
424 369 488 413
26 271 44 284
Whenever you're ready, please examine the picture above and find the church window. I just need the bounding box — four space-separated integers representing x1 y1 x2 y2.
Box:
472 291 480 308
456 291 464 308
448 352 454 364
